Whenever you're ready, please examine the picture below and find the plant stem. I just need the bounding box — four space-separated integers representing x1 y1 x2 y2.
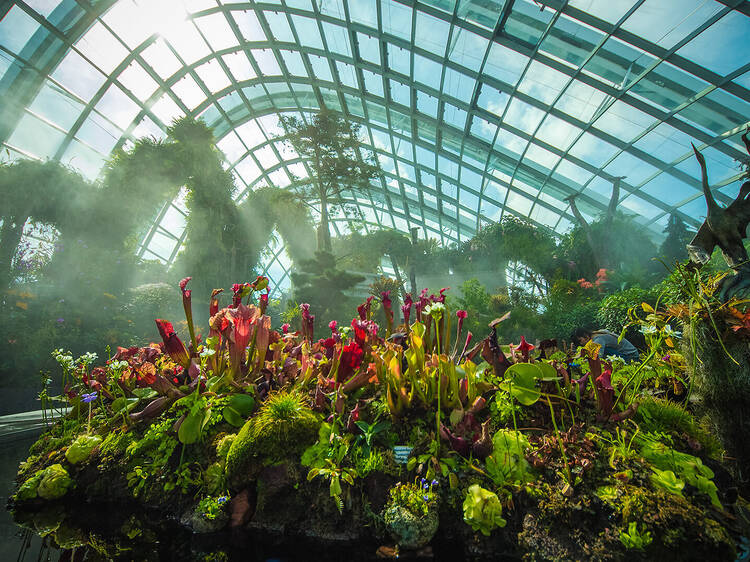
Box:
547 396 572 485
435 322 442 438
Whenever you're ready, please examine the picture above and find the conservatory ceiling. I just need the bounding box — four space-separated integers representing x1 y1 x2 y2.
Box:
1 0 750 294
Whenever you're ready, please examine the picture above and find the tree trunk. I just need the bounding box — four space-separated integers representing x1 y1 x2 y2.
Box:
0 215 26 290
317 194 332 253
409 227 418 296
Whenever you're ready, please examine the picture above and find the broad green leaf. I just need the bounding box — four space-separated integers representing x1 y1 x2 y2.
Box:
501 363 541 406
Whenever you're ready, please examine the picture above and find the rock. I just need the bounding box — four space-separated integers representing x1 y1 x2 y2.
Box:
383 504 439 550
229 488 254 529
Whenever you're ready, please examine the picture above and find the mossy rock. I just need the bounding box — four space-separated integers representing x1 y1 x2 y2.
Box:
382 505 439 550
683 321 750 489
621 487 734 560
225 391 319 489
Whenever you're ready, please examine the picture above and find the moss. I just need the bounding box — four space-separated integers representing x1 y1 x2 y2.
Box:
634 397 722 458
683 321 750 486
620 487 734 560
65 434 102 465
225 391 319 487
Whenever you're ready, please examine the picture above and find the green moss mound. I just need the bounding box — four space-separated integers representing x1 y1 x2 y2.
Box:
621 487 734 560
226 391 318 487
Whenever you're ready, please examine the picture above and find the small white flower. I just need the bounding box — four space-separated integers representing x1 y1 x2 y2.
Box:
640 325 658 335
200 347 216 358
662 324 682 338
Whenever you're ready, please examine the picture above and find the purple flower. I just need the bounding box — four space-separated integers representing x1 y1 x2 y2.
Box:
81 391 98 403
422 495 429 501
56 318 65 323
662 354 671 362
431 479 438 486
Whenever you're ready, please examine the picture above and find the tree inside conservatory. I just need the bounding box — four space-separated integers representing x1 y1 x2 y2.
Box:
278 109 381 253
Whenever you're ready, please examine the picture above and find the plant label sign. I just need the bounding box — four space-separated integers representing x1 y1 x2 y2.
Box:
393 445 412 464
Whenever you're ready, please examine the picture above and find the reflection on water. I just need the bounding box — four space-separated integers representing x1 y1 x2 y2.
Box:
3 432 392 561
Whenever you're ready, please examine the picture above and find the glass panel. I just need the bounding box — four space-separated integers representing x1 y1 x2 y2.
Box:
349 0 378 29
504 0 555 47
0 5 40 55
483 42 529 86
381 1 412 40
118 62 159 100
223 52 256 81
621 0 723 50
676 11 750 77
95 84 141 129
414 54 442 90
322 22 351 57
446 26 488 72
568 0 636 25
29 81 84 131
265 11 296 43
141 39 183 80
163 21 211 65
232 10 266 41
357 33 381 66
51 50 107 101
518 60 570 105
196 12 239 51
172 73 205 109
7 113 66 158
415 12 450 55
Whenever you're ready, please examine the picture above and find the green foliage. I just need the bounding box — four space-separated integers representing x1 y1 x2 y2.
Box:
634 397 721 458
462 484 506 536
659 213 694 265
353 447 387 477
386 480 438 518
637 433 721 508
278 108 381 252
499 362 556 406
291 251 365 325
650 468 685 496
596 286 655 334
196 495 230 521
226 391 319 480
543 279 602 340
16 471 45 501
64 434 102 465
222 393 255 427
485 430 534 486
619 521 653 550
490 391 526 426
36 464 75 500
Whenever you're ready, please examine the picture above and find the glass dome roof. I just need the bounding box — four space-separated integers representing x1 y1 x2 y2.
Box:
1 0 749 295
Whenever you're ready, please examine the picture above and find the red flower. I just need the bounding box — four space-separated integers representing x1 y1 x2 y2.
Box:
402 293 413 326
179 277 197 351
155 319 191 369
231 283 250 307
329 320 338 333
515 335 535 363
226 304 259 376
300 303 314 340
259 292 269 315
381 291 394 334
337 341 364 384
210 289 223 317
595 365 614 420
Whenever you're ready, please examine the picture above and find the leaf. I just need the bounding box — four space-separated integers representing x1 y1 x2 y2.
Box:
449 408 465 427
131 388 157 400
641 302 655 313
178 410 203 444
223 394 256 427
500 363 541 406
329 475 342 497
535 362 559 382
